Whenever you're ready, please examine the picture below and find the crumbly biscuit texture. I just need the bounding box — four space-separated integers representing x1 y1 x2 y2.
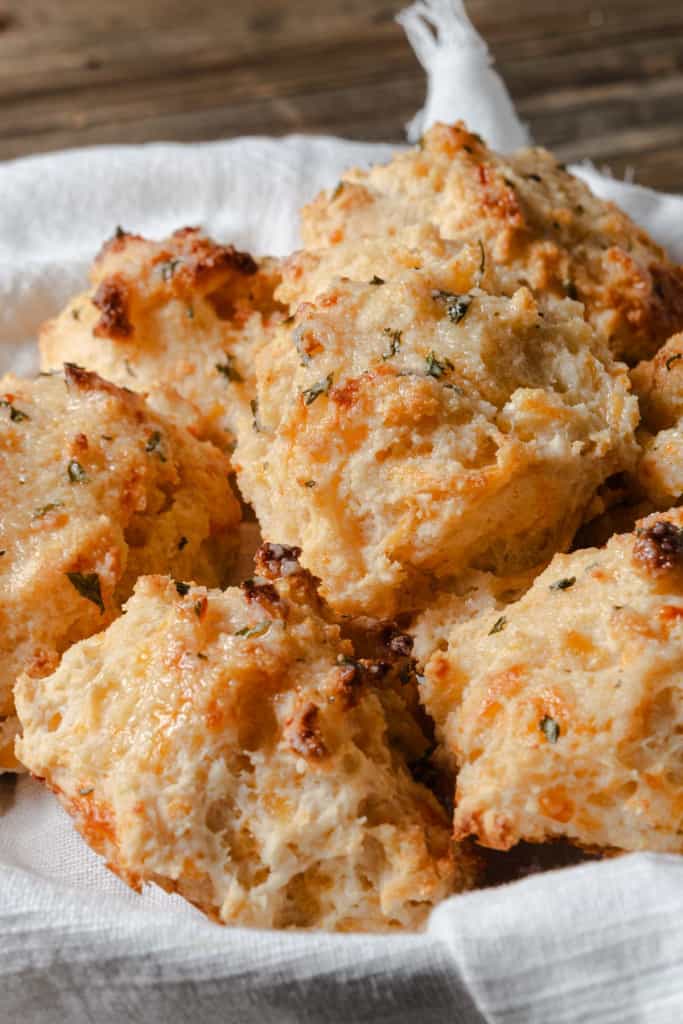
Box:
301 122 683 362
631 333 683 507
16 547 471 931
236 256 639 618
39 227 284 450
409 569 534 668
631 332 683 433
0 365 239 739
422 507 683 853
636 427 683 510
277 224 458 311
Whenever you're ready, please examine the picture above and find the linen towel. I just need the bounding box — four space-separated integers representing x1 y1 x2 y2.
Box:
2 2 683 1021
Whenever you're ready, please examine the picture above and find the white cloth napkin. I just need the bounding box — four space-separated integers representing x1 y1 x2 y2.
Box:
2 2 683 1021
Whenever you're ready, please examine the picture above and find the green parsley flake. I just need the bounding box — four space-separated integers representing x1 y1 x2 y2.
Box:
476 239 486 284
174 580 191 597
216 355 243 382
145 430 166 462
235 620 271 639
66 571 104 613
250 398 261 432
67 459 88 483
382 329 402 360
540 716 560 743
549 576 576 592
0 399 30 422
488 615 506 635
425 351 454 379
293 326 313 367
33 501 64 520
432 290 471 324
302 374 333 406
160 258 181 282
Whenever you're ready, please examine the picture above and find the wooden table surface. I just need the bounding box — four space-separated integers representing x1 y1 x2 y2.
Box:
1 0 681 193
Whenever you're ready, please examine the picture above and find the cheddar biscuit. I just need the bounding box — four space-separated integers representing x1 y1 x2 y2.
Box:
301 122 683 363
40 227 284 450
16 545 472 931
422 508 683 854
0 365 239 765
277 223 456 312
236 256 638 618
631 333 683 507
409 569 534 668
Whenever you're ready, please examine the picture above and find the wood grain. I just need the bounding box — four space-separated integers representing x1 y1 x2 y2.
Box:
0 0 680 193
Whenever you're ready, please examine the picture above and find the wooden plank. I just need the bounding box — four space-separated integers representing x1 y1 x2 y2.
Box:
0 0 680 193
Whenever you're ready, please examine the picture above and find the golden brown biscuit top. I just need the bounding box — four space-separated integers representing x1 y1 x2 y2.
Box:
301 121 683 363
39 228 286 451
236 252 638 616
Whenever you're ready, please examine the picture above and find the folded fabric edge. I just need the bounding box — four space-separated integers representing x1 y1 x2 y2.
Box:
397 0 530 150
2 853 683 1023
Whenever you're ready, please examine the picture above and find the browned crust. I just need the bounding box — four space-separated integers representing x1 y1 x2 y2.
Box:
97 225 259 284
286 702 327 760
254 542 303 580
475 160 524 228
633 520 683 572
453 807 517 851
380 626 413 658
92 276 133 339
186 242 258 283
241 577 282 615
333 661 364 710
340 617 413 661
169 227 258 274
153 230 259 291
63 362 136 402
95 226 145 263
